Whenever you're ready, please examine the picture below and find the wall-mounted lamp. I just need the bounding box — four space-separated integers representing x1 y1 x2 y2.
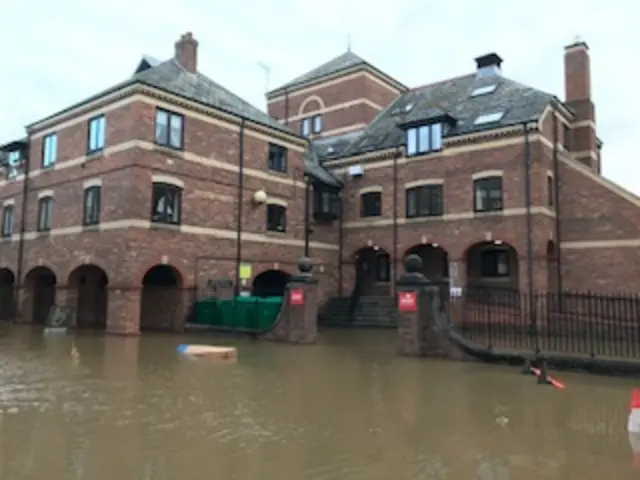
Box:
253 189 267 204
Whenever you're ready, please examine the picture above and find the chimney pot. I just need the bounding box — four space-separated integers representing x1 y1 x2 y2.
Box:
175 32 198 73
474 53 502 77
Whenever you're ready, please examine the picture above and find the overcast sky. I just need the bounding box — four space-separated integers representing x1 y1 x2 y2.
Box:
1 0 636 193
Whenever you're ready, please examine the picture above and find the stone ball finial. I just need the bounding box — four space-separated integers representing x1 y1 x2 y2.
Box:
297 256 313 274
404 254 422 274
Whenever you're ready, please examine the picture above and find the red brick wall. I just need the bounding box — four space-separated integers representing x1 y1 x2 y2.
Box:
267 71 401 136
0 94 340 303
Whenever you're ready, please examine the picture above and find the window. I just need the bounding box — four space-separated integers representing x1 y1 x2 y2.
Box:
474 111 505 125
267 143 287 172
562 124 571 150
87 115 106 153
471 84 498 97
37 196 53 232
360 191 382 218
480 249 510 277
151 183 182 224
474 176 503 212
301 118 311 137
312 115 323 134
406 123 443 156
1 205 13 238
267 204 286 232
406 184 443 218
6 151 22 179
313 186 340 221
83 186 101 226
155 109 183 149
547 174 554 207
42 133 57 168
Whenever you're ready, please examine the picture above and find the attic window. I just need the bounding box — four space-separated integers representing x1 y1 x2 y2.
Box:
471 84 497 97
474 111 505 125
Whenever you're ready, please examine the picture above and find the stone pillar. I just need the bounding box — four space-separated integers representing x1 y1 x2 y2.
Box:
18 286 33 324
267 257 318 344
106 288 141 335
396 255 460 359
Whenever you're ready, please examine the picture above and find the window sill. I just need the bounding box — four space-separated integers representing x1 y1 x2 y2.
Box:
405 214 444 221
267 168 289 176
82 223 100 232
0 236 12 243
359 215 382 220
473 209 504 217
405 149 443 159
86 149 105 161
35 230 51 237
265 230 286 237
150 222 181 232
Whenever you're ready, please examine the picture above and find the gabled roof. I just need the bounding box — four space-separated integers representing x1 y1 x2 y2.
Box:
268 51 407 97
327 73 556 160
133 58 291 133
28 56 294 136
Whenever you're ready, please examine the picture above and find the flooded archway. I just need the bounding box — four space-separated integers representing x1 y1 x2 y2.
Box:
464 241 519 304
352 246 391 296
0 268 16 321
68 265 109 328
25 266 57 324
252 270 291 297
404 244 449 282
140 264 183 331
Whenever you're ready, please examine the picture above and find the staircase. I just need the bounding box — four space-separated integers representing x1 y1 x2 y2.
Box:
318 295 397 328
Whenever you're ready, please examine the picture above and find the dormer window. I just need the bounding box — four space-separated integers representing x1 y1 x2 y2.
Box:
6 151 22 179
471 84 497 97
406 123 443 156
474 111 505 125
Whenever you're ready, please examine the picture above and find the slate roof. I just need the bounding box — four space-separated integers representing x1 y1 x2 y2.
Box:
324 72 556 161
269 51 407 95
271 51 367 93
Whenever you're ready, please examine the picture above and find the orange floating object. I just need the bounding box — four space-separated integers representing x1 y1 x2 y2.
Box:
530 367 566 389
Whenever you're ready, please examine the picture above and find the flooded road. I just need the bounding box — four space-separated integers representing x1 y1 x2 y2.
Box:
0 325 638 479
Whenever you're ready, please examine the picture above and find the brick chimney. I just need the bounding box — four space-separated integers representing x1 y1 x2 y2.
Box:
175 32 198 73
563 39 598 171
564 40 591 104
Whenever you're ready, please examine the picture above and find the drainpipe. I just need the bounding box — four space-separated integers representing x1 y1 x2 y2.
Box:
234 119 246 295
14 141 30 323
551 106 563 294
392 146 400 294
303 178 310 257
523 121 537 352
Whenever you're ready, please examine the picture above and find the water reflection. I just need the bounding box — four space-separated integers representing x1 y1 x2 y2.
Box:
0 326 638 479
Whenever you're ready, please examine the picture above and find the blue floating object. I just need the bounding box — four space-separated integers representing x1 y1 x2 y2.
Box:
176 344 189 353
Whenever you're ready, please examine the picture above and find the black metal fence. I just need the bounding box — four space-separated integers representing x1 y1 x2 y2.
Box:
445 286 640 360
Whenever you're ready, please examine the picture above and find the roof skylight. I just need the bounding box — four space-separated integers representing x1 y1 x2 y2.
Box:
404 103 414 112
471 84 497 97
474 111 505 125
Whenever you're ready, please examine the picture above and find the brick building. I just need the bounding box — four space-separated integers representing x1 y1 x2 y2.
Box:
0 33 638 333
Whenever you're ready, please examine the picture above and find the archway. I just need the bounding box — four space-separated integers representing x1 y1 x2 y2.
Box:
465 241 519 297
0 268 16 321
252 270 291 297
404 244 449 282
68 265 109 328
140 264 183 331
353 246 391 296
25 266 57 324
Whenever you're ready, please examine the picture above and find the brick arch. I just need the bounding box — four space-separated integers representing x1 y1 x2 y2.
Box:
298 95 325 115
251 268 292 297
133 261 188 287
62 259 112 286
21 263 62 285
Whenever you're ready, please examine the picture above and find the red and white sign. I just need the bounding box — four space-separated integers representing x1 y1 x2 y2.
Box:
397 291 417 312
289 289 304 306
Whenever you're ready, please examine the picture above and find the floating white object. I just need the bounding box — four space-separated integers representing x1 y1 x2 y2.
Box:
176 344 237 359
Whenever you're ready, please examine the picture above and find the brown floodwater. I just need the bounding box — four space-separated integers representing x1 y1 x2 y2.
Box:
0 325 639 479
